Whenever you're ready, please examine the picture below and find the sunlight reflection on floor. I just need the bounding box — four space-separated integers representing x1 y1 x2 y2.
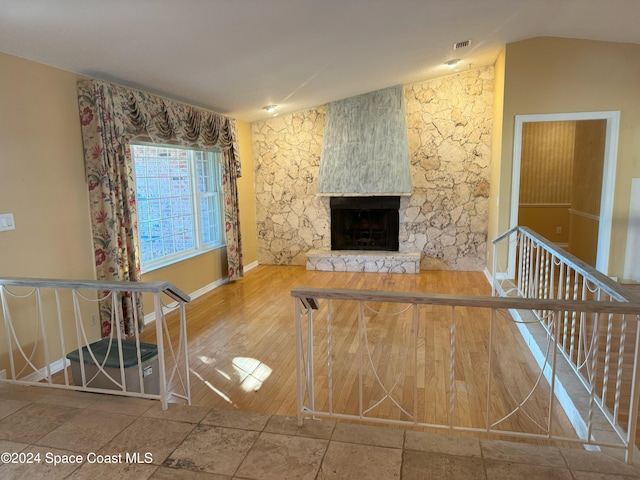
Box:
233 357 273 393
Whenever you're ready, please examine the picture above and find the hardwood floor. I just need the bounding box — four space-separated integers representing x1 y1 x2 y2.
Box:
148 265 579 444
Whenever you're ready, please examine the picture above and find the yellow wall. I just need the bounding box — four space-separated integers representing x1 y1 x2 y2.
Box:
0 52 94 279
487 48 506 270
0 52 100 373
0 51 260 371
236 120 258 267
141 248 228 299
495 37 640 278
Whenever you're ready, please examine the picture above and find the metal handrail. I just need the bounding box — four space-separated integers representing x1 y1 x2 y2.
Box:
491 226 640 463
492 226 637 302
292 286 640 460
292 287 640 314
0 277 190 303
293 229 640 463
0 276 191 409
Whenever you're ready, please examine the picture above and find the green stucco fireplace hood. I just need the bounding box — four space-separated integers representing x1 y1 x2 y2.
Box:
317 85 412 196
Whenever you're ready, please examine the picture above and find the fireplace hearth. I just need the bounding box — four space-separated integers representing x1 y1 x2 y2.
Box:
330 196 400 251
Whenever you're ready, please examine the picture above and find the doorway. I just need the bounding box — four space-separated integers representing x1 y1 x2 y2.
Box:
510 111 620 275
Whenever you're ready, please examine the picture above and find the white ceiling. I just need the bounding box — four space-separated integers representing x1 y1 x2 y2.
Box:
1 0 638 122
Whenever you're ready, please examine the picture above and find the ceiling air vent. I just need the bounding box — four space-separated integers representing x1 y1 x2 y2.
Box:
453 39 471 50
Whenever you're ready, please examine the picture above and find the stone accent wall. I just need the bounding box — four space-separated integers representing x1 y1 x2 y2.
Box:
252 108 328 265
251 66 494 270
403 67 493 270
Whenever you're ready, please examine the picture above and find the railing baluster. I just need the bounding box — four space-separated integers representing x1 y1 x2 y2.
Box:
358 301 364 419
131 294 144 395
596 278 613 412
587 308 600 444
1 286 17 381
486 307 495 432
54 289 70 386
307 301 315 415
72 289 87 388
522 236 529 297
295 298 304 426
547 310 561 437
517 231 525 294
529 236 535 297
545 251 553 328
327 299 334 416
538 248 545 302
602 307 613 409
574 270 583 367
624 314 640 464
449 306 456 430
155 293 167 407
558 261 569 352
568 267 577 363
35 288 52 383
412 303 418 424
531 245 542 298
179 301 191 405
614 313 626 424
115 293 127 392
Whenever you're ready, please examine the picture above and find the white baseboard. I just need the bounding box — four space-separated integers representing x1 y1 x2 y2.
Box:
483 267 513 292
244 260 259 272
482 267 493 286
143 276 229 325
21 358 71 382
143 261 259 325
190 277 229 301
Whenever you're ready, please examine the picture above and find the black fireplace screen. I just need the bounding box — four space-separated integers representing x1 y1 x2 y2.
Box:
330 196 400 251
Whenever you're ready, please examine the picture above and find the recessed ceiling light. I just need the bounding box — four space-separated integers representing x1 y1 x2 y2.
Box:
263 105 277 113
444 59 460 68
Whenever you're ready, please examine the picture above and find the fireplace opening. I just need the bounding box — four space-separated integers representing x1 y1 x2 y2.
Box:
330 196 400 251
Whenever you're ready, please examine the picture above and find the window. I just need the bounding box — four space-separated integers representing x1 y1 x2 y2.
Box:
132 143 224 272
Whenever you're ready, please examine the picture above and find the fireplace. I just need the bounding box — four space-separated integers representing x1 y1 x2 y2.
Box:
330 196 400 251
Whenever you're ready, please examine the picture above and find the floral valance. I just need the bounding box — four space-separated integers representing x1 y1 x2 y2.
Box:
77 79 241 176
77 79 244 336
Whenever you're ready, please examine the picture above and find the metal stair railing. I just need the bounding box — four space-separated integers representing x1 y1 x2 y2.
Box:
0 277 191 409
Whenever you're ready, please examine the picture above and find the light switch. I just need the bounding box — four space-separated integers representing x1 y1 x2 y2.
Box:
0 213 15 232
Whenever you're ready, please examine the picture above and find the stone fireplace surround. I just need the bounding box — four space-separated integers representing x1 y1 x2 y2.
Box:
306 195 421 274
251 66 494 273
306 249 421 274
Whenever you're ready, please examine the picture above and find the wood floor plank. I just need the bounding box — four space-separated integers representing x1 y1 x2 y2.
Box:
140 265 586 446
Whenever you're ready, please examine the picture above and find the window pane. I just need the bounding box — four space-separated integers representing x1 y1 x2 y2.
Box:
196 158 210 193
200 196 217 244
132 144 223 271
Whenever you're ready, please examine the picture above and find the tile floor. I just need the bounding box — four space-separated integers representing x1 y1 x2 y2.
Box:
1 383 640 479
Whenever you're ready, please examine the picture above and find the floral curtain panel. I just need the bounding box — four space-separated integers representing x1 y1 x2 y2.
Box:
77 80 243 336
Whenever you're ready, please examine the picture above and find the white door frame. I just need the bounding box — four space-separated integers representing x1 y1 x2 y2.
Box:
509 111 620 277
